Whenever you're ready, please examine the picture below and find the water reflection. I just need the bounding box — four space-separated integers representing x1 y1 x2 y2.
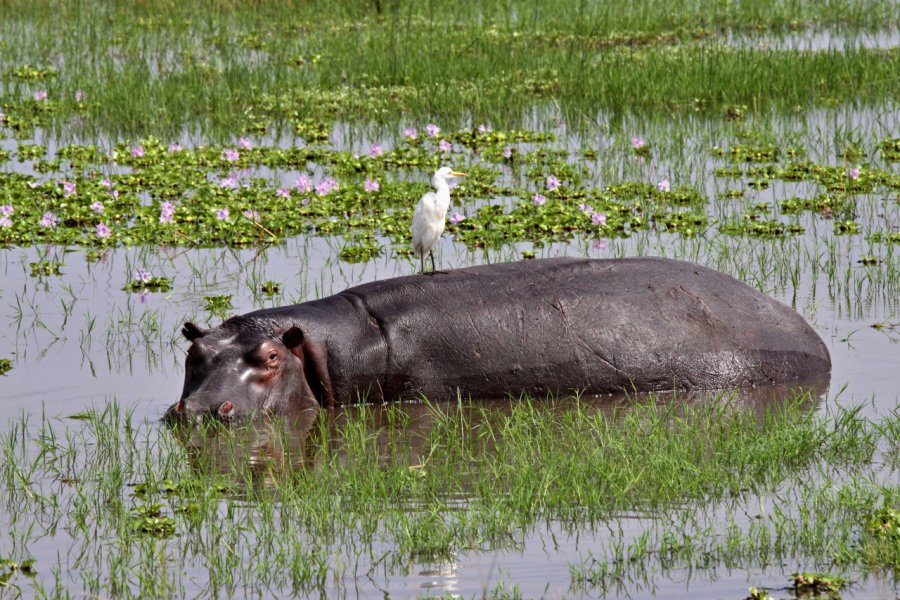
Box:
168 373 830 489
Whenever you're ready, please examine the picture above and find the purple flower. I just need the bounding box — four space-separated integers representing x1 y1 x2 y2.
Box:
90 201 104 214
0 216 11 228
276 187 291 199
168 142 183 153
295 174 313 193
477 124 491 133
243 209 259 221
846 167 860 180
63 180 77 197
502 147 513 159
138 289 150 304
75 90 84 102
631 136 646 149
40 212 58 228
439 139 452 153
0 205 13 217
546 175 560 191
131 145 144 158
95 222 111 238
223 148 240 161
316 177 338 196
100 178 112 188
220 173 238 189
34 90 48 101
425 124 441 137
657 179 670 193
593 238 608 251
404 127 418 140
579 203 593 214
238 137 253 150
216 207 230 221
364 179 380 192
159 201 175 224
592 212 607 226
532 194 546 206
136 268 151 283
369 144 384 158
449 211 465 225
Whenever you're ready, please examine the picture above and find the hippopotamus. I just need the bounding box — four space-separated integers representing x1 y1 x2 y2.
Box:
165 257 831 422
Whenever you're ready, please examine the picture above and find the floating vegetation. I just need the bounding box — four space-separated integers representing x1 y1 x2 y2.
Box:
0 360 11 376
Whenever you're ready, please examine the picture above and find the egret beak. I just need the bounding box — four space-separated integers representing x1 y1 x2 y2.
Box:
449 171 467 178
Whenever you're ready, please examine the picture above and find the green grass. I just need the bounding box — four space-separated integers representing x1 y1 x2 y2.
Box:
0 395 897 597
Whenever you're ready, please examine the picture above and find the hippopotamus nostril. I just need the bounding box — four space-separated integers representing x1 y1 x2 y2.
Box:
218 401 234 417
174 400 184 413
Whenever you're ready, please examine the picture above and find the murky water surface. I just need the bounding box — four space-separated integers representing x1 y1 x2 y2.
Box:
1 102 899 598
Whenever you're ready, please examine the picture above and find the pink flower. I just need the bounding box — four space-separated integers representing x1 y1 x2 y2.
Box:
579 203 593 214
136 268 151 283
546 175 560 191
404 127 418 140
40 212 58 228
238 137 253 150
477 124 491 133
34 90 48 101
276 187 291 199
439 139 452 153
243 209 259 221
90 201 104 214
592 212 607 226
223 148 239 161
631 136 646 149
846 167 860 180
168 142 183 153
593 238 608 251
100 178 112 188
425 124 441 137
95 222 111 238
220 173 238 189
502 147 513 158
131 145 144 158
159 201 175 224
1 204 13 217
0 217 11 228
316 177 338 196
295 174 313 193
75 90 85 102
449 211 464 225
63 181 77 197
369 144 384 158
532 194 546 206
216 207 230 221
364 179 380 192
657 179 670 193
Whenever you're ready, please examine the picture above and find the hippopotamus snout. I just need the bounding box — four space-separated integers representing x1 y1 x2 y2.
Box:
165 322 319 425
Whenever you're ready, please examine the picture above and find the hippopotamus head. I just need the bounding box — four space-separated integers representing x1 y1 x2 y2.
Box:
164 321 317 424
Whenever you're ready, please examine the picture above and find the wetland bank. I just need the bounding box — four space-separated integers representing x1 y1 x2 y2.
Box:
1 0 899 598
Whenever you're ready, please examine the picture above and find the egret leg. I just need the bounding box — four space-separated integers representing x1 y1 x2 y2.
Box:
419 253 425 274
429 251 436 273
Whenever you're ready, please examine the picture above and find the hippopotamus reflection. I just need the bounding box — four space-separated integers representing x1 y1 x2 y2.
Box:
165 257 831 423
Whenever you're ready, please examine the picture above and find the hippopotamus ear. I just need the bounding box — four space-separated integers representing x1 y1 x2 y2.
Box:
282 326 304 353
182 322 207 341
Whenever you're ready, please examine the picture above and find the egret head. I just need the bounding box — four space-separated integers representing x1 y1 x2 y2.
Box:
432 167 467 187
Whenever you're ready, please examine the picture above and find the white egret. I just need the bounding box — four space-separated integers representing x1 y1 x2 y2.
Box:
411 167 467 273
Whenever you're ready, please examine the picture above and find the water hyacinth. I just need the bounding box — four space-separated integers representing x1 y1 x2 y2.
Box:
75 90 84 102
369 144 384 158
243 209 260 221
159 201 175 224
477 124 492 133
364 179 380 192
0 205 13 217
276 187 291 199
449 211 465 225
223 148 239 161
62 180 77 197
40 212 58 228
215 207 230 221
34 90 48 101
100 178 112 188
546 175 560 191
295 174 313 193
579 203 594 214
847 166 861 179
0 217 11 228
592 212 607 226
631 136 646 149
131 145 144 158
532 194 546 206
657 179 671 192
503 147 513 158
90 201 104 214
425 124 440 137
404 127 418 140
439 139 452 153
219 173 238 189
238 137 253 150
168 142 183 153
95 222 111 239
315 177 338 196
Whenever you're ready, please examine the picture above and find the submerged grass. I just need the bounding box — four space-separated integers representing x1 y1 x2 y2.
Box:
0 394 897 597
